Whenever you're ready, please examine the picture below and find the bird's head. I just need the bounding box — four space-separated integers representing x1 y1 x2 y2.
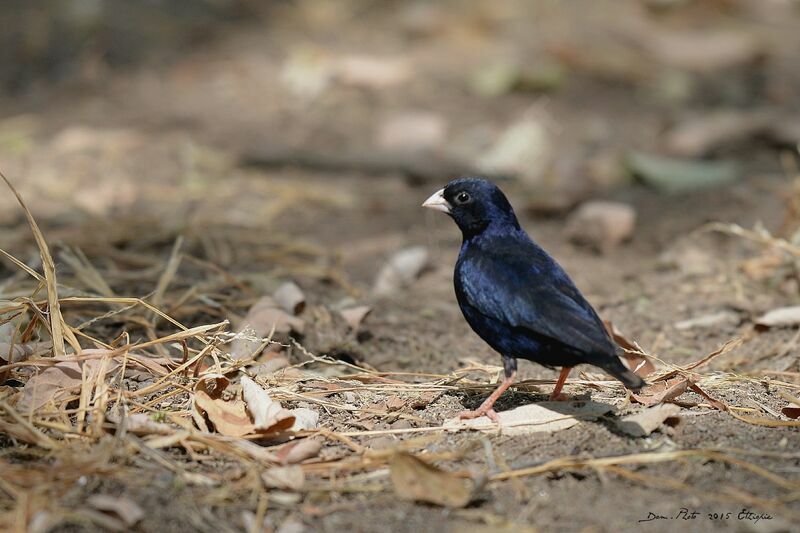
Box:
422 177 520 237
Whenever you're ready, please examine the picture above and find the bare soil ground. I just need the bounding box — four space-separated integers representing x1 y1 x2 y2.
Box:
1 1 799 532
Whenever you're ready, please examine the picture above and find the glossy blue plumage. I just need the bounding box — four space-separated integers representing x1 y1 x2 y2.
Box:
436 177 643 389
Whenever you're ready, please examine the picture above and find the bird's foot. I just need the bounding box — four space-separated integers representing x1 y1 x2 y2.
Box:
548 392 572 401
459 406 500 422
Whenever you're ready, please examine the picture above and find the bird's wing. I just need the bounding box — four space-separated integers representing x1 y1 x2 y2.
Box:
458 242 616 357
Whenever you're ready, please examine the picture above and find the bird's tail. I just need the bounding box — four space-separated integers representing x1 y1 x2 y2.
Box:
600 356 646 392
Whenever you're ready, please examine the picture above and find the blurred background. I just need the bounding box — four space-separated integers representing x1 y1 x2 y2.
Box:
2 0 798 221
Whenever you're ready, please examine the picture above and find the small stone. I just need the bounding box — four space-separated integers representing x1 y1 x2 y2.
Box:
674 310 739 330
390 418 413 430
565 201 636 252
343 392 358 404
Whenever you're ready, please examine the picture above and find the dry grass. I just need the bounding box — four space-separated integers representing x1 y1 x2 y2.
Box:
1 174 800 530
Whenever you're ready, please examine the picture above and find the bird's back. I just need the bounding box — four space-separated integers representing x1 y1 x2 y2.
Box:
455 229 620 366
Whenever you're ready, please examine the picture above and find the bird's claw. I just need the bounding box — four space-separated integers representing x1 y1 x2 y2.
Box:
459 407 500 422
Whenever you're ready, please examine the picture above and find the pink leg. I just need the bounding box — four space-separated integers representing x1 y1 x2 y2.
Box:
549 366 573 401
460 371 516 422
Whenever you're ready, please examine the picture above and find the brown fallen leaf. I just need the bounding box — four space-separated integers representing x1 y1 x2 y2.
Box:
616 404 682 437
630 376 689 407
390 452 475 508
87 495 144 527
0 341 51 364
276 438 323 464
194 373 230 399
373 246 429 296
262 465 305 491
603 320 656 378
385 395 406 412
18 353 120 413
782 405 800 420
251 355 291 377
241 375 295 433
192 390 254 437
273 281 306 315
688 382 728 412
338 305 372 330
231 296 306 360
408 390 440 409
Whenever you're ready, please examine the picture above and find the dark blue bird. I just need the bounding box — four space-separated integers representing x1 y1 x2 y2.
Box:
423 177 645 420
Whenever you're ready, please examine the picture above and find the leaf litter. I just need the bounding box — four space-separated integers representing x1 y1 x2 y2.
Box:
0 175 799 529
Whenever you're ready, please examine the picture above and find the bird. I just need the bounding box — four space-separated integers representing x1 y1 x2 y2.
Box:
422 177 645 421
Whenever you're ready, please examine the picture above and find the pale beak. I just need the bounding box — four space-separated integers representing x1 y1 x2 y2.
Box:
422 188 451 214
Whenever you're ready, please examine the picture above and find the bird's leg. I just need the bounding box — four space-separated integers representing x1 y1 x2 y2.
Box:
460 370 516 422
549 366 573 401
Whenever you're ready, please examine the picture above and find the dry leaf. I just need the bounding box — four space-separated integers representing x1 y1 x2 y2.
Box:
338 305 372 330
385 395 406 412
18 355 119 413
231 296 306 360
444 401 614 436
193 390 253 437
0 341 51 364
390 452 474 508
194 373 230 399
408 390 439 409
251 355 291 376
373 246 429 296
277 438 323 464
87 495 144 527
262 465 305 491
603 321 656 378
616 404 682 437
782 405 800 419
755 306 800 328
674 311 739 331
630 377 689 406
688 382 728 411
273 281 306 315
241 376 295 433
290 407 319 431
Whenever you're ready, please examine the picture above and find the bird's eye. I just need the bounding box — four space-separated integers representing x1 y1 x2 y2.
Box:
456 191 471 204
